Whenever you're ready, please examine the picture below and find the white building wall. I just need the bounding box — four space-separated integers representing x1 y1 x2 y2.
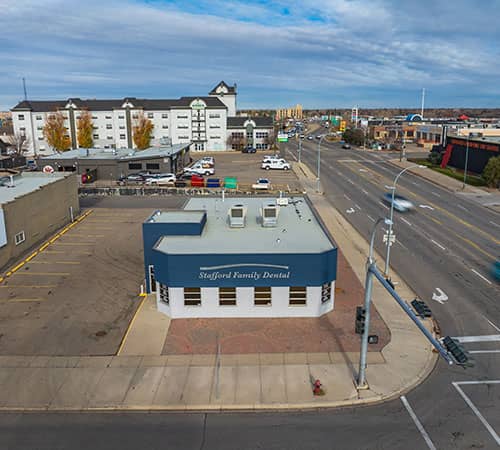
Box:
155 282 335 318
206 108 227 151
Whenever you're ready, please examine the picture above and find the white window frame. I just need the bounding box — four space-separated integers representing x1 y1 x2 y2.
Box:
289 287 307 306
219 287 237 306
14 231 26 245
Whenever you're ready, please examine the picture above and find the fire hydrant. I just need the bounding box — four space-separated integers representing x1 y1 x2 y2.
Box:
313 379 323 396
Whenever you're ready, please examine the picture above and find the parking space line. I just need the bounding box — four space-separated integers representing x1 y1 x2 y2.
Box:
54 242 94 246
453 335 500 343
6 298 46 303
431 239 446 251
400 396 437 450
452 381 500 446
0 285 56 288
14 272 70 276
28 261 81 265
471 269 492 285
469 350 500 354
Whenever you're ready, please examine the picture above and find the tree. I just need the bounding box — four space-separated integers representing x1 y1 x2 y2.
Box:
342 128 365 146
43 112 71 152
133 113 154 150
6 132 31 156
482 156 500 188
77 110 93 148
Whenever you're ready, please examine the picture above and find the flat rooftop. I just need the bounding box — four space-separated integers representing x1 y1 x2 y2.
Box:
39 143 189 161
147 210 205 224
0 172 70 205
155 196 335 255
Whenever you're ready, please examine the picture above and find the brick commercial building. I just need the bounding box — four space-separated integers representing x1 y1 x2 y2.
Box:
143 196 337 319
0 172 79 270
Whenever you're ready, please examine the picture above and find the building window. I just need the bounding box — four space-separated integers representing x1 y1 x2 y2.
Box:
256 132 269 139
210 136 220 140
92 116 98 120
232 132 244 139
132 114 139 119
107 136 113 140
36 115 42 120
106 124 112 129
219 287 236 306
15 231 26 246
162 113 168 119
128 163 142 170
18 114 25 120
178 125 189 129
146 163 160 170
120 134 126 139
159 284 169 305
177 115 188 119
289 287 307 306
19 127 26 132
184 288 201 306
119 125 125 129
262 144 268 149
93 134 99 139
209 125 220 129
38 137 44 141
321 283 331 304
118 115 125 119
209 114 220 119
147 113 154 119
105 115 112 119
179 136 189 140
254 287 271 306
162 125 168 129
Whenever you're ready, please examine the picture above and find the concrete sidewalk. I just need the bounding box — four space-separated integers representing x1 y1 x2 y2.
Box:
0 162 438 412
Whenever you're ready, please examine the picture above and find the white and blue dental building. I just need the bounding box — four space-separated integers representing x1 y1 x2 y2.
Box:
142 196 337 318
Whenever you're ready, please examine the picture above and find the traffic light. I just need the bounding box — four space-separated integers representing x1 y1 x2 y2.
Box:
355 306 366 334
411 299 432 318
442 336 474 367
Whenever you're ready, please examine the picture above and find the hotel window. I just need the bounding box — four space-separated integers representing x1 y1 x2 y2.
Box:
146 163 159 170
162 125 168 129
38 137 44 141
105 115 112 119
289 287 307 306
128 163 142 170
36 115 42 120
107 136 113 140
209 125 220 129
159 284 169 305
132 114 139 119
119 125 125 129
219 287 236 306
254 287 271 306
106 124 112 129
147 113 154 118
15 231 26 246
92 116 98 119
177 115 188 119
19 127 26 132
321 283 331 304
37 126 43 130
18 114 25 120
93 134 99 139
209 113 220 119
178 125 189 129
118 115 125 119
120 134 126 139
184 288 201 306
162 113 168 118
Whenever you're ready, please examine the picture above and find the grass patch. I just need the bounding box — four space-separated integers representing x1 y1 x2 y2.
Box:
408 159 487 187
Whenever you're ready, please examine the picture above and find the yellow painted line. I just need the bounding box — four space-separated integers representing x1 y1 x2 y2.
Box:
8 298 45 303
116 295 148 356
0 285 56 288
11 262 26 273
69 235 104 238
14 272 70 276
53 242 94 246
0 277 3 283
28 261 81 265
25 251 39 262
5 271 12 277
39 243 50 251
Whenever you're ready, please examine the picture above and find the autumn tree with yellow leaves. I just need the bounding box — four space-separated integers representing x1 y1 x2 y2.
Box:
43 111 71 152
133 113 154 150
77 110 93 148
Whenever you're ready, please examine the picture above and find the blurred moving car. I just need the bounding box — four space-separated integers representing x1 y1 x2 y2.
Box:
144 173 176 185
342 143 351 149
252 178 271 190
382 193 414 212
242 146 256 153
307 136 314 140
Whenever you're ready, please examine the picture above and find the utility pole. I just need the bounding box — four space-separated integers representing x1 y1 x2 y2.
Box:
421 88 425 119
22 77 28 101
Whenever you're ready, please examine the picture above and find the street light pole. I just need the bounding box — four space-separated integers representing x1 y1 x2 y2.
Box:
383 164 425 277
298 136 302 163
462 133 470 189
316 135 325 193
358 217 390 389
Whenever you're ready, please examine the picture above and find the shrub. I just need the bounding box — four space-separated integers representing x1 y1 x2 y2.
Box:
482 156 500 188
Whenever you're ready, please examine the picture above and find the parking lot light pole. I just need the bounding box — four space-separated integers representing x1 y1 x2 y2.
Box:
383 164 426 277
358 217 392 389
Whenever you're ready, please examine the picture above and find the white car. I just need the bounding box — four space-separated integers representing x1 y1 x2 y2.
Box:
199 156 215 166
144 173 176 185
261 159 291 171
184 164 215 176
252 178 271 190
262 154 281 163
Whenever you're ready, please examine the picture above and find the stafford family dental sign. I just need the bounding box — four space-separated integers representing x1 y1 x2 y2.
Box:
198 264 290 281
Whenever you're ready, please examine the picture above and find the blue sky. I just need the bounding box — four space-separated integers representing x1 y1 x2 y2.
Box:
1 0 499 110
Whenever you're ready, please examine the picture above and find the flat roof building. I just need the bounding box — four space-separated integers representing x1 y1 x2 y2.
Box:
0 172 79 269
143 196 337 318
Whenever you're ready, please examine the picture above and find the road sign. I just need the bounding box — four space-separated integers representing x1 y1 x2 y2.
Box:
383 232 396 245
340 120 346 132
43 165 55 174
277 133 288 142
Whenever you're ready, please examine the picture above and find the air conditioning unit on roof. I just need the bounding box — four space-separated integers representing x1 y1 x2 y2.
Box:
261 202 279 227
228 204 246 228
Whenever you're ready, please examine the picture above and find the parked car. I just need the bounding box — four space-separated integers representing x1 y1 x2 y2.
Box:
307 136 314 140
144 173 177 185
199 156 215 166
382 193 414 212
252 178 271 190
242 146 256 153
262 154 281 163
299 134 305 139
184 164 215 176
118 173 146 185
261 158 291 171
342 143 351 149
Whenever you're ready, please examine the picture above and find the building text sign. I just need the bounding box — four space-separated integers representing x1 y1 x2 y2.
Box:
199 263 290 281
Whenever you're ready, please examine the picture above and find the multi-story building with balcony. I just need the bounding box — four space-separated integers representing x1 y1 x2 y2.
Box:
11 81 270 155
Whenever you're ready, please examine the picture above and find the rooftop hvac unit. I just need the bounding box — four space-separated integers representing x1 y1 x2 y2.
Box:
228 204 246 228
261 202 279 227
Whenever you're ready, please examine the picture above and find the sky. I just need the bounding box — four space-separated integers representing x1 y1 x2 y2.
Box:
1 0 500 111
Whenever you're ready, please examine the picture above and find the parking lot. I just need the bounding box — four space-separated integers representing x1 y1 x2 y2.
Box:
0 208 151 356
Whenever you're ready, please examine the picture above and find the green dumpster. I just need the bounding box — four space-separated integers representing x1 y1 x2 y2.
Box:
224 177 238 189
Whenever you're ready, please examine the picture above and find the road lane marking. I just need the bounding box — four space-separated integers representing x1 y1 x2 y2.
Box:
489 221 500 228
54 242 94 246
343 194 351 201
361 189 369 195
453 335 500 343
432 288 448 304
354 204 361 210
452 381 500 446
400 396 437 450
469 350 500 354
431 239 446 250
485 318 500 333
457 204 467 211
400 217 412 226
471 269 492 285
379 201 389 209
397 239 408 250
431 191 441 197
367 215 375 222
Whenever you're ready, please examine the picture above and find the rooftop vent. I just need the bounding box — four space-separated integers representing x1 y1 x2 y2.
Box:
228 204 246 228
261 202 279 227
